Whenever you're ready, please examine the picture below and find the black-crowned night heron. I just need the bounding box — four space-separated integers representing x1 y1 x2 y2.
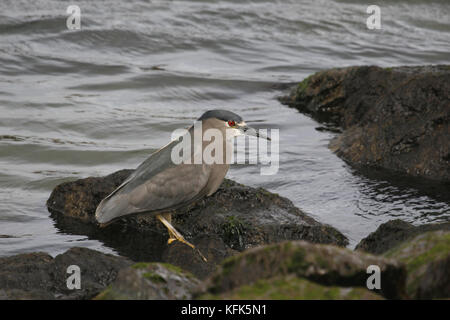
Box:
95 110 269 261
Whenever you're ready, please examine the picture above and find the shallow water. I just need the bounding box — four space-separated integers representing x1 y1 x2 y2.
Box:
1 0 449 257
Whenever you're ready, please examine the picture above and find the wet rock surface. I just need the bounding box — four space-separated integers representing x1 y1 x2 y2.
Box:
95 262 200 300
197 240 406 299
384 230 450 299
47 169 348 279
0 247 132 300
355 219 450 254
280 65 450 182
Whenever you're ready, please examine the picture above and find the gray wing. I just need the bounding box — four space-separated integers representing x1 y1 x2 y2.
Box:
95 139 211 224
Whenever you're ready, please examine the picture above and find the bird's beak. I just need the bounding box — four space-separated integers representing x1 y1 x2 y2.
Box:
239 124 271 141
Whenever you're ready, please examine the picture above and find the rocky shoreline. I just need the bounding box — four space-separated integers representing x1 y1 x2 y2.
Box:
2 65 449 300
1 171 448 299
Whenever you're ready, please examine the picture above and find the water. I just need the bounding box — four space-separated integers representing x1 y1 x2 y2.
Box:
1 0 449 257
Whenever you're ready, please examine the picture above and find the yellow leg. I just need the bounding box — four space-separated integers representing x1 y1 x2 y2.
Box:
156 213 207 262
162 213 177 244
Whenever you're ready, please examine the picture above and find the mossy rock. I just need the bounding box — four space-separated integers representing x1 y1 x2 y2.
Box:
94 262 200 300
384 230 450 299
356 219 450 255
280 65 450 182
199 240 406 299
199 275 383 300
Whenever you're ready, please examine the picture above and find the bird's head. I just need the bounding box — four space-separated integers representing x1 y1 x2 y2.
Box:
198 109 270 140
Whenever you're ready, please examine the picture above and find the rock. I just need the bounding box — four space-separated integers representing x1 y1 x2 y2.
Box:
0 247 132 300
356 220 450 299
198 240 406 299
47 170 348 279
198 275 383 300
355 219 450 254
383 230 450 299
95 262 200 300
280 65 450 182
47 169 132 224
0 252 55 300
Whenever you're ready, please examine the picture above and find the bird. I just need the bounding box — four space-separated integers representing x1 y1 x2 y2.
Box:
95 109 270 261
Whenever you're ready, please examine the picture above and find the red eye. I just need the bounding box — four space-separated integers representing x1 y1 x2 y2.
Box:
228 120 235 127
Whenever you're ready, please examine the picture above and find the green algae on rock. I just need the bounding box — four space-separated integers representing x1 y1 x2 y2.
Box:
199 275 383 300
384 230 450 299
356 219 450 255
198 240 406 299
95 262 200 300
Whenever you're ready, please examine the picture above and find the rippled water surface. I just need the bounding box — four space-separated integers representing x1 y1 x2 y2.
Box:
1 0 449 256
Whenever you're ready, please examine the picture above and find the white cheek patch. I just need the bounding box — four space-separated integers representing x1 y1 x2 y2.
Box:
225 127 242 140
